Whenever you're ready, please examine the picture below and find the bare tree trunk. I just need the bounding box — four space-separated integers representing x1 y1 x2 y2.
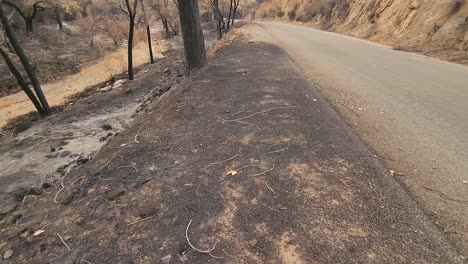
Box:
214 0 221 40
176 0 206 73
161 17 170 38
139 0 154 64
231 0 240 29
227 0 233 30
55 7 63 30
0 3 50 114
0 47 45 116
128 15 135 80
125 0 138 80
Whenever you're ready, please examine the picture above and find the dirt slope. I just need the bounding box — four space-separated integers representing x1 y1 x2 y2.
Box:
249 0 468 64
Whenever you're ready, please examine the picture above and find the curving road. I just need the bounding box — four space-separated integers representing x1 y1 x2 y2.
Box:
258 22 468 254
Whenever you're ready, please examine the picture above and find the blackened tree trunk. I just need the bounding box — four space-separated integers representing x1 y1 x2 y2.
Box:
161 17 170 38
3 0 44 34
0 47 45 116
0 2 50 114
227 0 233 30
55 7 63 30
139 0 154 64
231 0 240 29
177 0 206 73
214 0 221 40
125 0 138 80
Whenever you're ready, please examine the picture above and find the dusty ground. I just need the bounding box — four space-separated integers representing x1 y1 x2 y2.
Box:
0 24 464 263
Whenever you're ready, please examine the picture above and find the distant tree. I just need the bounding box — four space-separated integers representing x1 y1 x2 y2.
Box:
176 0 206 73
148 0 178 38
2 0 46 34
124 0 138 80
0 1 50 115
139 0 154 64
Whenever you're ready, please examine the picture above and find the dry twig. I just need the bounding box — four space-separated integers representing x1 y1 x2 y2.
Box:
264 181 276 194
212 106 297 125
185 219 223 259
210 154 242 165
134 133 141 143
127 216 154 226
117 165 139 172
57 233 71 251
251 165 275 177
268 141 290 154
47 249 73 263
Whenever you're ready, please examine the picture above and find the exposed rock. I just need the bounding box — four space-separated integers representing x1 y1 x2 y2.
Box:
163 68 171 74
108 188 125 201
99 85 112 92
59 151 72 158
161 254 172 264
3 248 14 259
101 124 113 131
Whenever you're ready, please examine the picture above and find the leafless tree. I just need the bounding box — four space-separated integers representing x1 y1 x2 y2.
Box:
2 0 46 34
124 0 138 80
0 1 50 115
139 0 154 64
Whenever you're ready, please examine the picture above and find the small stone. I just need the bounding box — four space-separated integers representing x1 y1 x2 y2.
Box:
101 124 113 131
463 180 467 184
3 248 14 259
99 85 112 92
108 188 125 201
161 254 172 264
113 79 126 86
389 170 395 175
163 68 171 74
59 150 72 158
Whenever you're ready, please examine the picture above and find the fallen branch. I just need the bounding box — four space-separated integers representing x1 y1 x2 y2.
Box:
57 233 71 251
268 141 290 154
219 106 297 123
117 165 139 172
264 181 276 194
54 177 84 204
127 216 154 226
47 249 73 263
185 219 223 259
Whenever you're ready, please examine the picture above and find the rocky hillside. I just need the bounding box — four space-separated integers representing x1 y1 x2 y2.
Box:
248 0 468 64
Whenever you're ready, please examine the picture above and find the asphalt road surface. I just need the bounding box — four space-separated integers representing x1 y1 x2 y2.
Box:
259 21 468 255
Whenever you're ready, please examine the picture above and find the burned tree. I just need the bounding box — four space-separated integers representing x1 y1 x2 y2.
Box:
3 0 46 34
149 0 178 39
0 1 50 115
139 0 154 64
176 0 206 73
124 0 138 80
209 0 222 39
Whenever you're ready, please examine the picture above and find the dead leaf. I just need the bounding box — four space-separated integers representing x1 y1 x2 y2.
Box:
33 230 45 236
227 170 238 176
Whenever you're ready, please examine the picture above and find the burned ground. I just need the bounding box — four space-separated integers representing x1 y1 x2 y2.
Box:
0 26 464 263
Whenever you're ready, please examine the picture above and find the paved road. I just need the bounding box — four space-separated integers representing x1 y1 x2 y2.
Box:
259 22 468 254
